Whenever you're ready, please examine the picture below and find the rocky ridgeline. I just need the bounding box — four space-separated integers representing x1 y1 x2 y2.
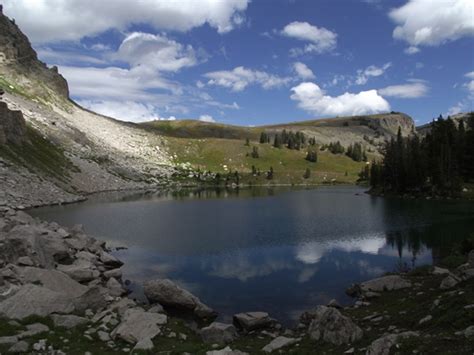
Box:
1 208 474 354
0 7 69 99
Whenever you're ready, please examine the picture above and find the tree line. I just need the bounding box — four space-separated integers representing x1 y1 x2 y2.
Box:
259 129 316 150
369 113 474 195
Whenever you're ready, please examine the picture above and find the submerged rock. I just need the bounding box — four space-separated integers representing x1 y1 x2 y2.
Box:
304 306 363 346
144 278 216 320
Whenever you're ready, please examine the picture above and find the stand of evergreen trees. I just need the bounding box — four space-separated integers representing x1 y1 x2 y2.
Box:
346 142 367 162
370 113 474 196
259 130 316 150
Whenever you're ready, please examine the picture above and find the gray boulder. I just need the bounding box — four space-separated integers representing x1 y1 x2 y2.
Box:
18 323 49 338
360 275 412 293
455 325 474 338
144 279 216 319
0 284 75 319
18 267 87 297
56 260 100 282
73 285 108 312
262 336 299 353
206 347 249 355
51 314 88 329
233 312 274 331
366 331 419 355
440 274 460 289
99 252 123 268
200 322 238 344
8 340 29 353
133 337 154 351
305 306 363 345
106 277 125 297
112 308 167 344
469 250 474 268
0 336 18 345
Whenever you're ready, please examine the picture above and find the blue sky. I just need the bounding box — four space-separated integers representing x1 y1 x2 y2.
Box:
4 0 474 125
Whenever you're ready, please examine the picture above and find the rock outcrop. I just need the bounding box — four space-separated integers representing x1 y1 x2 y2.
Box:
233 312 276 332
0 101 27 145
302 306 363 346
0 10 69 99
144 278 217 320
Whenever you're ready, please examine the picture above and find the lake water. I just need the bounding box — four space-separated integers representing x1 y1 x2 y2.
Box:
30 186 474 325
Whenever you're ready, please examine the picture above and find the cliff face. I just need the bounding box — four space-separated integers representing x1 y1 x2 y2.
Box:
0 100 27 145
0 8 69 99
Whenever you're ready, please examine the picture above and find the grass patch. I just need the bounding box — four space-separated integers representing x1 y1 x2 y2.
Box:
166 137 365 185
0 125 79 182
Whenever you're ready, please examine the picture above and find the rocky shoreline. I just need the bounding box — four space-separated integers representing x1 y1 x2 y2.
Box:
1 208 473 354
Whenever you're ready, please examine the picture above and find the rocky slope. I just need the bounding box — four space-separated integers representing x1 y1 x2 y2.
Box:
0 10 175 209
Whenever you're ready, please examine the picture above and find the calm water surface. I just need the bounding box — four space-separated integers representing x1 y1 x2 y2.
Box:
30 186 474 325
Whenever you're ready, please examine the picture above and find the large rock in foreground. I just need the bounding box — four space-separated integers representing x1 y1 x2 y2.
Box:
111 308 167 344
0 284 75 319
304 306 363 346
144 279 216 320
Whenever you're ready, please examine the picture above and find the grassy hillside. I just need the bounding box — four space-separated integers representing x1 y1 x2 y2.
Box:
166 136 367 185
142 120 257 140
0 125 79 183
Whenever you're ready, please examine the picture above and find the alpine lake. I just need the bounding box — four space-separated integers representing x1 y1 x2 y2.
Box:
30 186 474 325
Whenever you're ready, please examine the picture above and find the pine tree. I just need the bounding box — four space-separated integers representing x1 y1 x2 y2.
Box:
273 134 282 148
251 146 259 158
303 168 311 179
306 149 318 163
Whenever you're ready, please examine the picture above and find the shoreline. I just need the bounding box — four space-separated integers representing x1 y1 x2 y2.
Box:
21 180 365 212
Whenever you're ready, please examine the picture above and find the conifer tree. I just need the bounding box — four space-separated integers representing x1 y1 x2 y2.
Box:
304 168 311 179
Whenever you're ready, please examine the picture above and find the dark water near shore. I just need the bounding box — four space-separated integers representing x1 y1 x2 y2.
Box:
31 186 474 325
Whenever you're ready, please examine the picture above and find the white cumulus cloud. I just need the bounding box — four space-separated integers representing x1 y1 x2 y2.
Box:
78 100 176 123
378 81 429 98
389 0 474 48
404 46 420 55
355 63 392 85
465 71 474 94
2 0 250 43
199 114 216 123
290 82 390 117
115 32 201 73
204 66 292 92
293 62 315 80
282 21 337 54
